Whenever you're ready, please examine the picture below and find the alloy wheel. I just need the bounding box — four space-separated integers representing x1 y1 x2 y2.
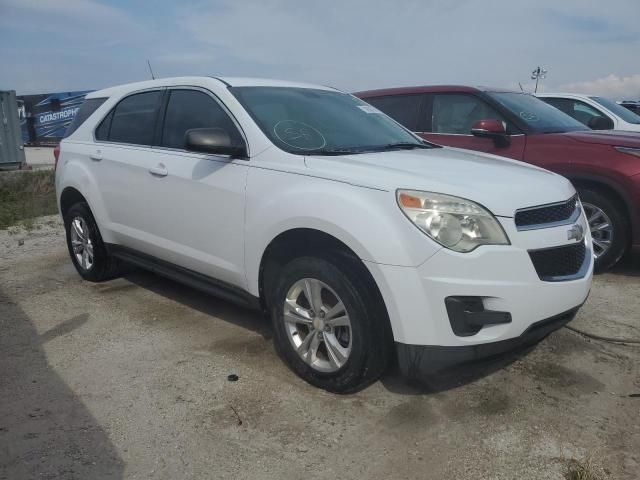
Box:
283 278 352 373
582 202 613 259
69 216 95 270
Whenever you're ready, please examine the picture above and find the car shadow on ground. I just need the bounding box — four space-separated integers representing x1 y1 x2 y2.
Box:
0 287 125 480
122 269 538 396
608 250 640 277
123 270 272 339
380 343 537 395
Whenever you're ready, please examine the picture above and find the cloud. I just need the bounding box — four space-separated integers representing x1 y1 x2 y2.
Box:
559 74 640 99
175 0 640 92
1 0 131 21
0 0 144 48
0 0 159 92
544 10 638 43
0 0 639 94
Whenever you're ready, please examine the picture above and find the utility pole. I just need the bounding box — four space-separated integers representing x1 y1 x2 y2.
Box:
531 66 547 93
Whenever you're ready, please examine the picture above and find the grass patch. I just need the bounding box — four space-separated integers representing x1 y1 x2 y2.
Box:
0 170 57 230
564 453 608 480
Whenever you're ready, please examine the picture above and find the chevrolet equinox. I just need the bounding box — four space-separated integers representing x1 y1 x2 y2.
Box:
56 77 593 392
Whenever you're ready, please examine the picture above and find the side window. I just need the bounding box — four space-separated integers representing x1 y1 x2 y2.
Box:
64 97 107 138
95 110 113 141
430 94 507 134
102 91 161 145
572 101 607 127
364 95 425 131
161 90 243 150
542 98 607 128
541 98 575 117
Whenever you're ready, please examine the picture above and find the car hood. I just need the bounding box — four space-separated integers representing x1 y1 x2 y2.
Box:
304 147 575 217
562 129 640 147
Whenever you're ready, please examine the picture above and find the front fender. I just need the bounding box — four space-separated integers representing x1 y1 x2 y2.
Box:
243 167 440 296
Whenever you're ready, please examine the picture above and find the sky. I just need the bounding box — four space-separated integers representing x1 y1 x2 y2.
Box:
0 0 639 99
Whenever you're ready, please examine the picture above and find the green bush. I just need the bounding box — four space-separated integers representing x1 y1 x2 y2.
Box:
0 170 58 229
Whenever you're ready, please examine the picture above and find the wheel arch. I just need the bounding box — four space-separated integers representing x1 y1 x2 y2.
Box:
256 228 396 339
568 174 634 237
59 186 88 218
258 227 374 303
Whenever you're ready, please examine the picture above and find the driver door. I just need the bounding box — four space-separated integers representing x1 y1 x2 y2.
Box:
140 88 249 288
419 93 526 160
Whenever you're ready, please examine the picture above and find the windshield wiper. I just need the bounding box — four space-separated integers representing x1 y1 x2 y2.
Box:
300 142 435 156
376 142 434 151
302 147 365 156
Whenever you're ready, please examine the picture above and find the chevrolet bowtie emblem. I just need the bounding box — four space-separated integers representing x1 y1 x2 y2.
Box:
567 224 585 242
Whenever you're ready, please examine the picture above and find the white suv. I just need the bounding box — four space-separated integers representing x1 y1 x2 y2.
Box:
56 77 593 392
537 92 640 132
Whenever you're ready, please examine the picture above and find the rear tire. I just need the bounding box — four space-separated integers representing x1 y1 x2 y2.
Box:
577 188 628 272
64 202 121 282
268 254 392 393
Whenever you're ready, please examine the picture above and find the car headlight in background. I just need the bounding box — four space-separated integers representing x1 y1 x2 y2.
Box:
397 190 510 252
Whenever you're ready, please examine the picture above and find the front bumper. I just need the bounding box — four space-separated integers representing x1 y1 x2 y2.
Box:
364 211 593 365
396 306 580 377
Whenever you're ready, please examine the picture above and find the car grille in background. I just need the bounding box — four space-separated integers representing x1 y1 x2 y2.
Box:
529 242 587 281
515 195 579 229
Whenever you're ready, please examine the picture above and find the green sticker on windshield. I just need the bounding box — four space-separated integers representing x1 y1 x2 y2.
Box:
519 111 539 122
273 120 327 150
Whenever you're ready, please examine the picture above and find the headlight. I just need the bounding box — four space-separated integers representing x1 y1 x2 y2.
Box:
397 190 510 252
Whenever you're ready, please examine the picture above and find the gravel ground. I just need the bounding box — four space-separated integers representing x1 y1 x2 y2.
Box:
1 216 639 479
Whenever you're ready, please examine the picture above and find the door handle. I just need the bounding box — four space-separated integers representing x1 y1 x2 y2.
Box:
90 150 102 161
149 164 168 177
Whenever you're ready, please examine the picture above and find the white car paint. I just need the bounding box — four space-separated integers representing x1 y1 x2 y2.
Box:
56 76 592 353
537 92 640 133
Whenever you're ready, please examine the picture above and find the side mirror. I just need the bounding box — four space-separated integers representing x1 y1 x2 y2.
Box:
185 128 247 157
588 115 614 130
471 119 510 147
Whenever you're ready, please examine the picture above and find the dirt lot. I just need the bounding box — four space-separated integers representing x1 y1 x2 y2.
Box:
1 216 639 479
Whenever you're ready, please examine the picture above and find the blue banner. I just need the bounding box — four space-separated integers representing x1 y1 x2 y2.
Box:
18 90 94 145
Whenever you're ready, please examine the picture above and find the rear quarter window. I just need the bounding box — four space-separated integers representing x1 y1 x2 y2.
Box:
63 97 107 138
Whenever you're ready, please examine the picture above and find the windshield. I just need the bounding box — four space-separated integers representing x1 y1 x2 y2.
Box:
230 87 431 155
488 92 589 133
591 96 640 124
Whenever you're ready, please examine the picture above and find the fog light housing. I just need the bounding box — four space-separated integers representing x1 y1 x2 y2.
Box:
445 296 512 337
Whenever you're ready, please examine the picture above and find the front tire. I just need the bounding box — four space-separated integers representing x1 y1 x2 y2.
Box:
268 255 392 393
577 188 628 272
64 202 121 282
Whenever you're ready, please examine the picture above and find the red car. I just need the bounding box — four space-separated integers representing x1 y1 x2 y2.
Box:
356 86 640 271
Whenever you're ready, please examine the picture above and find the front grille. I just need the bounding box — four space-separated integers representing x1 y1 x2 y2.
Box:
529 242 587 281
515 195 579 229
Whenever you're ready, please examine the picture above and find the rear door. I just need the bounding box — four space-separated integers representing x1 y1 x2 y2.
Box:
419 93 526 160
140 87 249 287
92 89 165 249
